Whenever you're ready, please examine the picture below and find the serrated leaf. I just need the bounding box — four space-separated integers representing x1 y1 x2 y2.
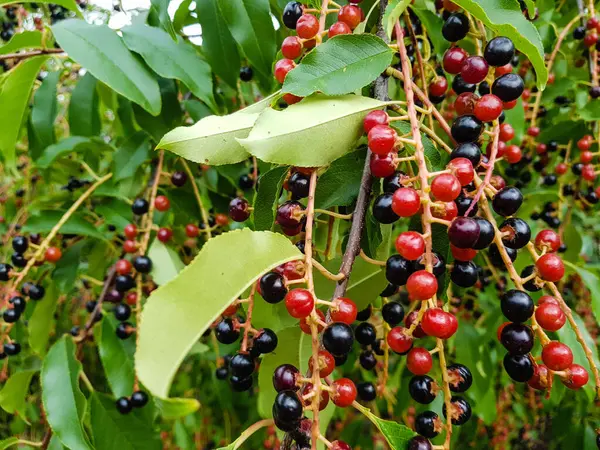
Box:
0 370 37 414
315 149 366 209
283 34 394 97
450 0 548 89
41 337 93 450
252 166 287 231
136 229 302 398
158 112 257 165
28 284 59 355
52 19 161 115
98 316 136 398
0 30 43 55
354 403 417 449
113 131 151 181
383 0 411 39
148 239 185 285
121 24 217 112
239 94 386 167
155 397 200 419
69 73 101 137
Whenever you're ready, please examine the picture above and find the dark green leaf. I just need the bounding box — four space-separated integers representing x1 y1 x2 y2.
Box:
252 166 287 231
28 284 60 355
98 316 136 398
30 70 59 152
315 150 366 209
69 73 101 137
113 131 151 181
133 77 182 142
149 0 176 39
0 370 37 414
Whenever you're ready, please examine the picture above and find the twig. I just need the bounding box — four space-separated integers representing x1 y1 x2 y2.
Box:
0 48 64 61
180 159 212 239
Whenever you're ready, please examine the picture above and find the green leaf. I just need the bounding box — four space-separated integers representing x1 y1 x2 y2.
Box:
283 34 394 97
315 149 366 209
450 0 548 89
0 30 43 55
196 0 241 88
252 166 287 231
0 56 48 166
383 0 412 39
30 70 59 151
69 73 101 137
133 77 182 142
52 19 161 115
23 211 107 241
149 0 176 39
217 0 276 82
577 101 600 121
35 136 114 168
239 94 386 167
41 337 92 450
154 397 200 419
136 229 302 398
53 241 84 293
0 370 37 414
148 239 185 286
28 284 59 355
98 316 136 398
354 402 417 448
0 438 19 450
158 112 257 165
121 25 217 112
113 131 151 181
0 0 82 17
564 261 600 323
90 393 161 450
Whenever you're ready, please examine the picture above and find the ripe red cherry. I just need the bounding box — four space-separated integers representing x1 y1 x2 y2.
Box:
454 92 478 115
301 383 329 410
536 143 547 154
405 311 426 338
123 240 138 253
296 14 319 39
126 292 137 306
487 140 506 158
387 327 413 353
124 224 137 239
504 145 522 164
582 164 596 181
535 230 561 252
368 125 397 155
157 227 172 242
285 289 314 318
584 32 598 47
527 126 540 137
370 153 397 178
331 441 351 450
494 63 512 77
499 123 515 142
154 195 170 212
474 94 503 122
363 110 389 133
588 17 599 29
328 21 352 38
391 187 421 217
542 341 573 371
421 308 457 339
538 295 559 306
406 270 438 301
338 4 362 29
461 56 489 84
451 244 477 261
116 259 132 275
580 150 593 163
395 231 425 261
299 309 325 334
448 158 474 186
331 378 357 407
429 77 448 97
274 59 296 84
281 36 303 59
503 99 517 110
222 302 238 316
577 136 592 151
44 246 62 263
555 163 567 175
283 93 303 105
185 224 200 238
528 364 550 391
490 174 506 190
330 297 357 324
308 350 336 377
407 347 433 375
535 253 565 282
215 213 229 227
431 201 458 221
562 364 589 389
535 301 566 332
431 173 461 201
497 322 509 342
443 47 468 74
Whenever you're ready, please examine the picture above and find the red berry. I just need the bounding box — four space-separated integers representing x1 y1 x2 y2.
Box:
407 347 433 375
274 59 296 84
185 224 200 238
494 63 512 77
338 4 362 29
584 32 598 47
330 297 357 324
123 240 137 253
443 47 468 74
215 213 229 227
454 92 478 115
154 195 170 212
538 295 559 305
431 201 458 221
451 244 477 261
299 309 325 334
535 230 561 252
391 187 421 217
296 14 319 39
487 140 506 158
580 150 593 163
406 270 438 301
504 145 522 164
535 301 566 332
368 125 397 155
369 153 397 178
308 350 336 377
157 227 172 242
490 174 506 190
285 289 314 318
535 253 565 282
116 259 132 275
499 123 515 142
331 378 356 407
461 56 489 84
301 384 329 410
421 308 457 339
535 143 547 154
448 158 474 186
562 364 589 389
528 364 550 390
555 163 567 175
328 21 351 38
588 17 599 29
126 292 137 306
45 246 62 263
527 126 540 137
387 327 413 353
577 136 592 151
431 173 461 201
582 164 596 181
542 341 573 371
429 77 448 97
222 302 238 316
497 322 509 342
474 94 503 122
281 36 303 59
503 99 518 110
331 441 352 450
395 231 425 261
283 93 303 105
363 110 389 133
124 224 137 239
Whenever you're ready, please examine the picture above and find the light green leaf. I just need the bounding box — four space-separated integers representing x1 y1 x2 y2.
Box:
564 261 600 322
577 101 600 121
28 284 59 355
0 30 43 55
114 131 151 181
36 136 114 168
196 0 241 88
0 438 19 450
121 25 217 112
90 393 161 450
41 337 93 450
148 239 185 286
315 150 366 209
52 19 161 115
136 229 302 398
450 0 548 89
354 402 417 448
239 94 386 167
158 112 257 165
47 436 67 450
0 56 48 166
0 370 37 414
30 70 60 150
69 73 101 137
252 166 287 231
154 397 200 419
23 211 107 241
0 0 82 16
283 34 394 97
383 0 411 39
98 316 136 398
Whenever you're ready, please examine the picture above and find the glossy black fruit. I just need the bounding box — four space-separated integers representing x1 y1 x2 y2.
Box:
451 115 483 143
472 217 494 249
452 74 476 94
501 290 534 322
239 66 253 82
323 322 354 356
131 391 149 408
131 198 149 215
501 323 534 355
450 142 482 167
11 253 27 268
133 256 152 273
359 350 377 370
12 236 28 253
230 352 255 379
447 363 472 393
521 265 543 292
385 254 414 286
273 390 303 426
288 172 310 199
0 263 12 281
442 396 472 425
215 319 240 344
9 296 25 313
492 186 523 216
448 217 480 249
499 218 531 249
254 328 278 354
382 301 404 325
492 73 524 102
503 353 534 382
484 36 515 66
355 322 377 346
260 272 288 304
282 1 303 29
451 261 478 288
409 375 437 404
442 13 469 42
116 397 132 414
3 308 20 323
415 411 440 438
373 193 400 224
455 194 478 217
273 364 299 392
231 375 253 392
357 382 377 401
488 243 517 267
114 303 131 321
408 436 432 450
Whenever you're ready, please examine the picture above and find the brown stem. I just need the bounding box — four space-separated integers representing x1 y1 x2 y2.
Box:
465 121 499 216
0 48 64 61
240 285 257 353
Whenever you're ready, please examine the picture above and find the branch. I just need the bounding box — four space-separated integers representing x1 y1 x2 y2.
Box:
0 48 64 61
